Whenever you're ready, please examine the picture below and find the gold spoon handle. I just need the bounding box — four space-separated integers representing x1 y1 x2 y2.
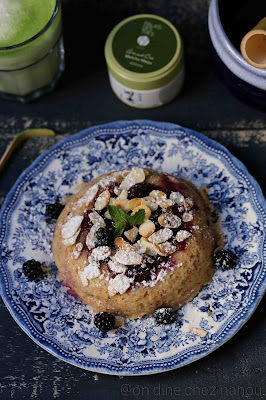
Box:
0 129 55 175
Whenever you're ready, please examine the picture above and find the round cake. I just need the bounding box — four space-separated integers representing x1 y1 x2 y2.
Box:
52 168 217 319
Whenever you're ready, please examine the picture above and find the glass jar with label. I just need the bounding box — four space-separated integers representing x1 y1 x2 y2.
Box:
104 14 184 109
0 0 64 103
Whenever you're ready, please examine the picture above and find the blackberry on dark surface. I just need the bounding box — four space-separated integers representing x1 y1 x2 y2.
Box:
22 259 44 281
154 307 177 324
128 182 159 200
45 202 64 219
95 227 114 247
94 312 115 332
213 249 238 270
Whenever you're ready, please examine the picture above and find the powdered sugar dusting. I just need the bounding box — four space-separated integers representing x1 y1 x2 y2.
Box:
79 257 101 285
108 274 133 296
91 246 111 261
108 260 127 274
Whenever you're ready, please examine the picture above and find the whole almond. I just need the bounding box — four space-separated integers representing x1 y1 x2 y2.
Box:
139 219 155 237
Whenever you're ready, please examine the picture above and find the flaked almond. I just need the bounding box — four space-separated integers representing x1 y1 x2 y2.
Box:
71 243 83 259
148 228 173 244
157 198 175 208
62 216 83 239
119 167 145 190
176 230 191 242
113 187 121 196
142 196 158 211
158 213 181 229
116 189 128 200
108 197 116 205
124 226 139 243
115 237 132 250
86 227 97 249
112 199 130 212
169 191 184 204
131 204 151 220
184 197 194 211
183 211 193 222
82 184 99 206
127 198 143 210
94 190 111 211
63 228 81 246
114 249 143 265
89 211 106 227
189 327 208 338
139 219 155 237
153 241 177 256
149 190 167 201
138 238 157 256
104 210 111 219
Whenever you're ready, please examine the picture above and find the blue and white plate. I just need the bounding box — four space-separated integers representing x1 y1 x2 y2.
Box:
0 120 265 375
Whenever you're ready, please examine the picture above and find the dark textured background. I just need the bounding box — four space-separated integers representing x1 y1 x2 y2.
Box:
0 1 265 399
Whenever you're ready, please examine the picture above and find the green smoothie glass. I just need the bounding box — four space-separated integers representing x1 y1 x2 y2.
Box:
0 0 64 102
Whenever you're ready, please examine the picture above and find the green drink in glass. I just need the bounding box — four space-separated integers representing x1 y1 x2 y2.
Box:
0 0 64 102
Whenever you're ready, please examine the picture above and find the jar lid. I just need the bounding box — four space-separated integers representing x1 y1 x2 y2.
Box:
104 14 183 90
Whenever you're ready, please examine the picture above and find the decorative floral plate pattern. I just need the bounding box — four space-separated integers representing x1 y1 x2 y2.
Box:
0 120 265 375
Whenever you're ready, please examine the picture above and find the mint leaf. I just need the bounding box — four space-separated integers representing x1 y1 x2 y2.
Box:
128 208 145 226
107 205 129 237
107 205 128 224
107 205 145 237
114 222 126 237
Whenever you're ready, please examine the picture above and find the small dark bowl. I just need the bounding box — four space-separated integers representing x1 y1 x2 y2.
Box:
208 0 266 111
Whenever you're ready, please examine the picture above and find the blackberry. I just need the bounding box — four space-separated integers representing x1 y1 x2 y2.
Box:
213 249 237 270
128 182 159 200
45 203 64 219
126 263 155 283
95 227 114 247
22 259 44 281
154 307 177 324
149 209 162 228
94 312 115 332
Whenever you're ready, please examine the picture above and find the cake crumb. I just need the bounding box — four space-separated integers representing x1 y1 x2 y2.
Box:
189 327 208 338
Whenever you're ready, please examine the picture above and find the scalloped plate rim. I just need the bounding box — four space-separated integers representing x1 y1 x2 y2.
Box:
0 119 265 375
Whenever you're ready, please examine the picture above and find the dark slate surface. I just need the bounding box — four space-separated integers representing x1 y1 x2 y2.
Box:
0 1 265 399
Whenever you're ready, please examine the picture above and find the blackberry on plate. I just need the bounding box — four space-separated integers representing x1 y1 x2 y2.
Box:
154 307 177 324
45 202 64 219
95 227 114 246
213 249 237 270
94 312 115 332
22 259 44 281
